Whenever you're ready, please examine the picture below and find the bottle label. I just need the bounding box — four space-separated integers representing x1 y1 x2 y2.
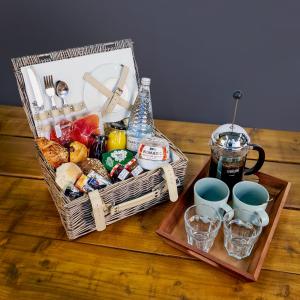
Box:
138 144 169 161
126 136 141 152
118 168 130 181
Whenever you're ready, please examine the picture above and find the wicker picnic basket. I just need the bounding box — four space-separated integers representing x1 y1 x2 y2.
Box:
11 39 188 240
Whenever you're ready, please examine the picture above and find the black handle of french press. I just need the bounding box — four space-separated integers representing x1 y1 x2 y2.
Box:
244 144 265 175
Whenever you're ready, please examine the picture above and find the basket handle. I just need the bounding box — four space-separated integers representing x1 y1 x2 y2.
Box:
89 163 178 231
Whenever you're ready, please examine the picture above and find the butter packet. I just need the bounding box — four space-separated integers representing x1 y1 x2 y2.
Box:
75 174 94 193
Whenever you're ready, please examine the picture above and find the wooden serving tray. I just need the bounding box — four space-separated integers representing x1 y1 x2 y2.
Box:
156 158 291 281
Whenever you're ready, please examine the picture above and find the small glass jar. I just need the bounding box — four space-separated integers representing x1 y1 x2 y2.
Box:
107 123 126 151
125 158 144 177
89 135 107 161
110 163 132 182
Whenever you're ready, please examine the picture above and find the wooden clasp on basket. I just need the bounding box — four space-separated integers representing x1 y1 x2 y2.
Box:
83 65 131 117
88 164 178 232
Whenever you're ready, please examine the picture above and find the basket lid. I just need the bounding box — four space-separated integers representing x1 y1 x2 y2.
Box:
12 39 139 137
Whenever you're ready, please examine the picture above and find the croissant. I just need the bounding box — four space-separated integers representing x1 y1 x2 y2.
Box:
36 137 69 168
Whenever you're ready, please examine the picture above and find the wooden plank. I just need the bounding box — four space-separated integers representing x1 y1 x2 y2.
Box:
0 105 32 137
0 136 299 208
0 232 299 300
0 176 299 275
258 160 300 209
0 136 41 179
1 105 300 164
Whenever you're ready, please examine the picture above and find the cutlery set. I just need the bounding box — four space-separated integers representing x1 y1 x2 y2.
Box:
26 66 77 136
27 66 71 117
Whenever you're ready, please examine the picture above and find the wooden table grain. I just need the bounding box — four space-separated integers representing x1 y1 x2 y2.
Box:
0 105 299 299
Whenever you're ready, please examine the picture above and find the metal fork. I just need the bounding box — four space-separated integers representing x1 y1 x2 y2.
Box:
43 75 57 109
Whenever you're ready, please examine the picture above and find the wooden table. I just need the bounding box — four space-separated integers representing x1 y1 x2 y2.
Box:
0 105 299 299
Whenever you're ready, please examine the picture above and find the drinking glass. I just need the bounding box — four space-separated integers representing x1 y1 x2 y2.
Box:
184 204 222 253
223 208 262 259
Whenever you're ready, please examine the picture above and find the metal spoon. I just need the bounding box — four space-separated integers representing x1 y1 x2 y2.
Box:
55 80 69 107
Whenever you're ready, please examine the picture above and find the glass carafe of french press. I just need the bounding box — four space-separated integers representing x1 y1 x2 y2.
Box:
208 91 265 190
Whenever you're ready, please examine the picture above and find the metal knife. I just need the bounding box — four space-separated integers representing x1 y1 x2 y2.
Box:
27 66 45 110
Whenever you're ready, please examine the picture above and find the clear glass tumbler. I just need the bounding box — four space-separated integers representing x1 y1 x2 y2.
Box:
223 208 262 259
184 204 222 253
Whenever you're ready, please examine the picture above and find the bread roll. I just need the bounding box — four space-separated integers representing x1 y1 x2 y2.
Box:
36 137 68 168
77 158 110 180
55 162 82 191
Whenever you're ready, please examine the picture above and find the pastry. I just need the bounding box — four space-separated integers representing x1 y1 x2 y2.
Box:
77 158 110 180
36 137 68 168
69 141 89 163
55 162 82 191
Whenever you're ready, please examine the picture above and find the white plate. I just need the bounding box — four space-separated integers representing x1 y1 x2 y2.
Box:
83 63 138 122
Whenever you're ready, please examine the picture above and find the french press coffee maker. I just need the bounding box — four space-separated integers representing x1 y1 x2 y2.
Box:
209 91 265 190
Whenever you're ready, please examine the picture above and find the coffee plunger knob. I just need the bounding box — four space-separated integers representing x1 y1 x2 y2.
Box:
231 90 243 129
233 90 243 100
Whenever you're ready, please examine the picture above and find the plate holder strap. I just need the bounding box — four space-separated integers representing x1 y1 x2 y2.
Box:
89 190 107 231
83 65 131 116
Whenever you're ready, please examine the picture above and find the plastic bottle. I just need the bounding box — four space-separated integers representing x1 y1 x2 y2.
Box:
126 77 154 152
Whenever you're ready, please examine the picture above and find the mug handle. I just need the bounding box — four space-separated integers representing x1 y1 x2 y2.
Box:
244 144 265 175
255 210 269 226
220 203 233 219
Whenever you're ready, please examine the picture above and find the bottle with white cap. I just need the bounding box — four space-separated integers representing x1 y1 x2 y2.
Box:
126 77 154 152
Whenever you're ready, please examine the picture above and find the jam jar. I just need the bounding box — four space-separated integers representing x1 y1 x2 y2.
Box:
110 164 132 183
89 135 107 161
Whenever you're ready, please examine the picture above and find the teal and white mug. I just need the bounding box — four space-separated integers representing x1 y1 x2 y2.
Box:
232 181 270 226
194 177 231 217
